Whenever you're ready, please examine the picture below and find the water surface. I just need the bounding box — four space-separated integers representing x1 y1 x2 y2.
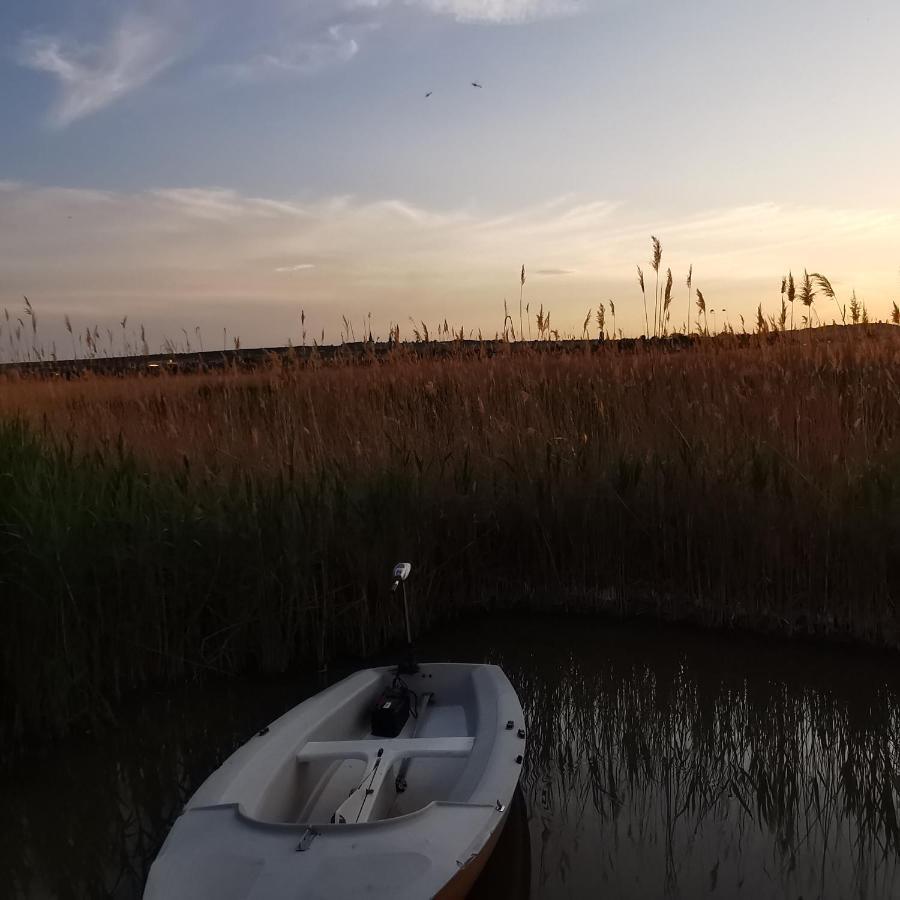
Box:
4 615 899 898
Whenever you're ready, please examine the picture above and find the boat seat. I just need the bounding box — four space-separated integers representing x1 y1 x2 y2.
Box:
296 737 474 825
297 737 473 764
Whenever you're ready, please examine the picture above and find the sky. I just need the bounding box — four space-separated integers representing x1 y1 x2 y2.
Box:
1 0 900 354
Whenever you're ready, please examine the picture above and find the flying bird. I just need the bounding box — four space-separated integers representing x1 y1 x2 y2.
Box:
471 82 482 88
425 91 432 98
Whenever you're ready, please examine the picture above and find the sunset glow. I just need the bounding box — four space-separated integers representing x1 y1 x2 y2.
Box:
2 0 899 350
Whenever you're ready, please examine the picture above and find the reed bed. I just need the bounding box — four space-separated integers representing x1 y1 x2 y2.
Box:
2 329 900 761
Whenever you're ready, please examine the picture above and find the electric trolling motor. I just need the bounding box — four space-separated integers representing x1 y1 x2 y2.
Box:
371 561 418 738
391 562 417 675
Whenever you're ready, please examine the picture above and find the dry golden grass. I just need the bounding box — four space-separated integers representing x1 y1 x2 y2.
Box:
4 329 900 485
3 328 900 760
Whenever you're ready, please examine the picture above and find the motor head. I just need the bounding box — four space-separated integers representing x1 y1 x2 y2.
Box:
391 562 412 593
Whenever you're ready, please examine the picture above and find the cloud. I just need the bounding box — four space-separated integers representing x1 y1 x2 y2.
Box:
536 268 574 275
275 264 316 272
224 0 584 83
226 24 367 82
16 13 179 127
406 0 581 23
16 0 587 114
149 188 302 221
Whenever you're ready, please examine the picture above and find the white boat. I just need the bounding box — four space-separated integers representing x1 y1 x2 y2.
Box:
144 566 526 899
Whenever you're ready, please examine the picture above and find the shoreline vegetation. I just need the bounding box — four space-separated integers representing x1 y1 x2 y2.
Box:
2 237 900 765
1 323 895 378
2 326 900 764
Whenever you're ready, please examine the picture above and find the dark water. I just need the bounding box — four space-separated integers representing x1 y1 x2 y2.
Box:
4 615 900 899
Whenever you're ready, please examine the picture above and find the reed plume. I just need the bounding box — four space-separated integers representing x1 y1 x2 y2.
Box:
799 270 816 329
696 288 707 335
787 272 796 330
519 265 526 342
686 265 693 334
811 272 844 324
650 236 662 336
637 266 648 337
663 268 673 334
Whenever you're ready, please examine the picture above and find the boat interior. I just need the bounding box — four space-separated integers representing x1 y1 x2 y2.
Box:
236 665 501 827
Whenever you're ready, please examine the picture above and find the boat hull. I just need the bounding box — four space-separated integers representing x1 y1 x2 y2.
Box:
435 803 509 899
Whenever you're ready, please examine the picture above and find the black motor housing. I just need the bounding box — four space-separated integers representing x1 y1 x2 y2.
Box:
371 689 411 737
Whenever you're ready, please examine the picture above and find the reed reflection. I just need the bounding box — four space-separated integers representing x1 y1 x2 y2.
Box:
3 680 308 899
478 621 900 899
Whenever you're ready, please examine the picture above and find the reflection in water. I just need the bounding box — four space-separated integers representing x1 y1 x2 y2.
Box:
463 619 900 900
2 679 314 899
3 616 900 899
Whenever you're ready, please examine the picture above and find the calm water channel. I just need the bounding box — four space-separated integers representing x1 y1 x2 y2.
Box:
4 615 900 899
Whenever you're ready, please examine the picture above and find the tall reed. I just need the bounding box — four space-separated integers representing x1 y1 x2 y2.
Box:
3 332 900 761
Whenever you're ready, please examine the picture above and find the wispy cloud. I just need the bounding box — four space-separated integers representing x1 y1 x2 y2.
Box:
16 13 179 127
275 263 316 272
15 0 587 113
407 0 582 23
226 24 367 82
225 0 579 83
